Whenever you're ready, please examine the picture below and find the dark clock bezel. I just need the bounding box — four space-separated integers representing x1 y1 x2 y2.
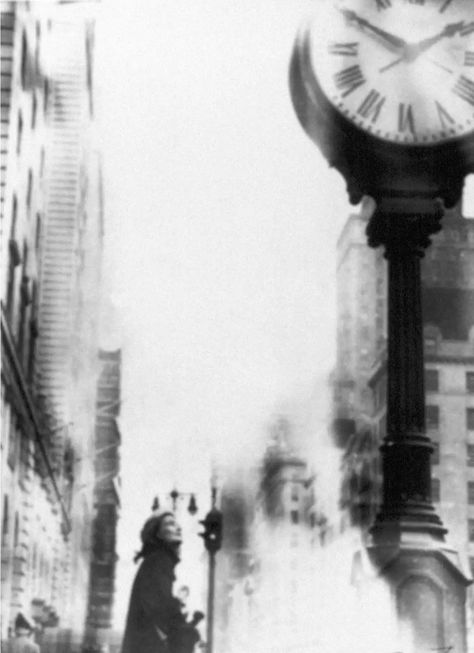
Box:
290 28 474 206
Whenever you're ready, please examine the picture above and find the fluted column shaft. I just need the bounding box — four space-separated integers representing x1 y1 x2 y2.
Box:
367 201 446 542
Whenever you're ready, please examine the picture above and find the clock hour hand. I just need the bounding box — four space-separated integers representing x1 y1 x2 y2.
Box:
340 8 406 50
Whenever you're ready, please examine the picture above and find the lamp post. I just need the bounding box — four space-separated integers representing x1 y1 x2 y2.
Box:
289 4 474 651
199 487 223 653
151 490 198 516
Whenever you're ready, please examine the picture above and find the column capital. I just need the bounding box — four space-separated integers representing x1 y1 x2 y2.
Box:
366 196 444 256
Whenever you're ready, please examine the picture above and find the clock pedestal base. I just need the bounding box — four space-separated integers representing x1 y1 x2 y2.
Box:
352 536 469 653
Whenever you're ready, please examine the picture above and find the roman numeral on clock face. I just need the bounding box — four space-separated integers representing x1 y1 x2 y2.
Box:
453 75 474 106
435 100 455 128
334 65 365 97
465 52 474 67
357 89 386 122
328 42 358 56
398 103 415 134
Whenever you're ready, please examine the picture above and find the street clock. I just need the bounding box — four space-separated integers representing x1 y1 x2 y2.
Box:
289 4 474 651
290 0 474 207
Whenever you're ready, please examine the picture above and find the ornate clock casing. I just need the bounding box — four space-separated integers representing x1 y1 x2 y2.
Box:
289 0 474 207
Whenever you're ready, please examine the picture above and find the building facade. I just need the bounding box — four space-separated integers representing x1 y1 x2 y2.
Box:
84 350 122 652
1 2 104 650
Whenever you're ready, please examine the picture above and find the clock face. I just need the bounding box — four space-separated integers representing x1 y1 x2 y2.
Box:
306 0 474 145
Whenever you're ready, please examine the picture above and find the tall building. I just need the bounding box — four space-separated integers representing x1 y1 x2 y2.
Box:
84 350 122 652
1 3 104 650
333 201 474 637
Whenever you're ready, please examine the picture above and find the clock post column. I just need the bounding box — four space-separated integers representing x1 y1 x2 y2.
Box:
363 195 470 652
367 197 446 544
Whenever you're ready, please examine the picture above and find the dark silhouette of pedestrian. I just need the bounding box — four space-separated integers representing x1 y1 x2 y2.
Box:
120 510 185 653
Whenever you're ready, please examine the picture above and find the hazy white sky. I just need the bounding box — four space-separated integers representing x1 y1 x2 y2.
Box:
93 0 353 622
92 0 474 626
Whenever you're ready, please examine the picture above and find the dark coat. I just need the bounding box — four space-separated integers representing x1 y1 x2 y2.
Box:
168 624 200 653
121 541 184 653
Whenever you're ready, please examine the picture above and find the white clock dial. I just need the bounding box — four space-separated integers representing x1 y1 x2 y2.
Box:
306 0 474 145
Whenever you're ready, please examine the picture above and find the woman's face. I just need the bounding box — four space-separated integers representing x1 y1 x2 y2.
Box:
158 514 182 543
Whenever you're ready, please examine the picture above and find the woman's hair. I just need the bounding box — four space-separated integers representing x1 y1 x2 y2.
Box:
133 511 173 562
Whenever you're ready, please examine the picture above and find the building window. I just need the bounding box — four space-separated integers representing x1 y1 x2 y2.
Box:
426 405 439 430
43 78 49 114
1 496 9 547
19 430 30 478
40 147 45 178
468 408 474 431
27 283 38 383
425 369 439 393
431 478 440 503
468 444 474 467
17 243 29 357
290 510 299 525
35 214 41 252
35 22 41 75
467 373 474 394
13 512 19 547
21 31 27 88
17 111 23 155
469 519 474 542
431 441 439 465
291 483 299 501
6 206 17 319
7 415 19 470
31 92 37 129
468 482 474 505
26 170 33 209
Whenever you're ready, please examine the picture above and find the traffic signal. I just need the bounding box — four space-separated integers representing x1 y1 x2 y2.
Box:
199 507 223 553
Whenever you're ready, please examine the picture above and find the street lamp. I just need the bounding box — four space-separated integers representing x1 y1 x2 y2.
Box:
289 5 474 651
151 490 198 516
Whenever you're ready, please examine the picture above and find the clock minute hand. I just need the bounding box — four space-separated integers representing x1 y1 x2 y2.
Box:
408 21 465 59
340 9 406 50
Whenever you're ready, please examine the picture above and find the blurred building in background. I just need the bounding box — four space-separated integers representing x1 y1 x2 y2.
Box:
1 2 113 651
83 349 122 652
251 416 326 653
215 416 328 653
213 466 255 653
332 199 474 636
